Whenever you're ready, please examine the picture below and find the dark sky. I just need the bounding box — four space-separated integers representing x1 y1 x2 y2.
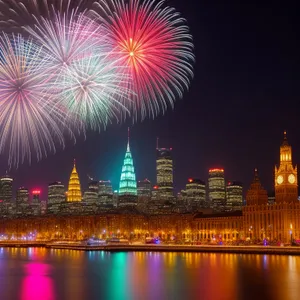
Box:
0 0 299 199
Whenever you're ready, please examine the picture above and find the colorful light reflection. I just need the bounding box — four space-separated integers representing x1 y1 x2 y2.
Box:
21 263 55 300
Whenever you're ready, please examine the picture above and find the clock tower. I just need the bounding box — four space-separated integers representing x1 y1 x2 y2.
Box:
275 131 298 203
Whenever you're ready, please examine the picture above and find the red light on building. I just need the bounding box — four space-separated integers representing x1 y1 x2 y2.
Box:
32 190 41 195
188 178 193 183
209 168 224 173
153 185 158 190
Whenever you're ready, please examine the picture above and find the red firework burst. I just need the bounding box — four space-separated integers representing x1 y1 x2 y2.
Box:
92 0 194 119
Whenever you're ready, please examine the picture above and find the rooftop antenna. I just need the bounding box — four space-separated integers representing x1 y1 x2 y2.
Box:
156 137 159 149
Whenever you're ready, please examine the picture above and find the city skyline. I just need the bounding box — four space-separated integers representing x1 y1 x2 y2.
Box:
0 0 299 198
0 130 296 201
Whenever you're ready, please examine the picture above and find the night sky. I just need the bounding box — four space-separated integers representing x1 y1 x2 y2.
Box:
0 0 299 198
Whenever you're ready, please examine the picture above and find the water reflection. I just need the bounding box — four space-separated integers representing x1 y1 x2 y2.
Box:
21 263 54 300
0 249 300 300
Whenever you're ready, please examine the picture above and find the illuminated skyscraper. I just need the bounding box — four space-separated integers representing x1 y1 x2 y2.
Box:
0 173 13 203
185 178 206 209
67 160 82 202
16 187 29 206
119 129 137 196
31 190 41 216
208 168 226 211
226 181 243 211
119 129 137 206
156 147 173 199
98 180 113 206
48 181 65 214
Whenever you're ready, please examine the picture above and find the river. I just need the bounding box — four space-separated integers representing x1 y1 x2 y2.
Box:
0 248 299 300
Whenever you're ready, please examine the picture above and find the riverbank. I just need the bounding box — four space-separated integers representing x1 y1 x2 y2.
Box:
1 241 300 255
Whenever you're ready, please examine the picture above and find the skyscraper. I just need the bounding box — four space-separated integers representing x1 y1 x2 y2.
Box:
67 160 82 202
226 181 243 211
48 181 65 214
137 179 152 197
83 180 98 201
119 128 137 206
185 178 206 209
16 187 29 206
0 173 13 203
98 180 113 206
156 147 173 200
208 168 226 211
31 190 41 216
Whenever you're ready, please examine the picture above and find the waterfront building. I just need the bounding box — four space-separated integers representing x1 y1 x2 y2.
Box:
67 160 82 202
0 173 13 203
156 147 173 200
245 169 268 205
118 129 137 206
208 168 226 211
275 131 298 203
226 181 243 211
185 178 206 210
48 181 65 214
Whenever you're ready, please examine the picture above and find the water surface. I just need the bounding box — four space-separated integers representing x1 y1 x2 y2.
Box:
0 248 299 300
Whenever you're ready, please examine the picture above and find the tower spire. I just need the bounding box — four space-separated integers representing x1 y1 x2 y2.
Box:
67 160 82 202
282 130 289 146
127 127 130 151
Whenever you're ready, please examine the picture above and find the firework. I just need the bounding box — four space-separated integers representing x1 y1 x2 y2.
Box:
0 0 89 31
91 0 194 119
24 10 99 70
0 34 67 167
25 11 132 130
55 42 133 131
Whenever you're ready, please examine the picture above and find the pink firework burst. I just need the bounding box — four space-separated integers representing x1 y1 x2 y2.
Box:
91 0 194 119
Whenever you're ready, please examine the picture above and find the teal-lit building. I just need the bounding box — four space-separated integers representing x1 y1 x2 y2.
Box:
118 129 137 206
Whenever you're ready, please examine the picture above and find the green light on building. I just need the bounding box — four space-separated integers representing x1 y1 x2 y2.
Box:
119 129 137 196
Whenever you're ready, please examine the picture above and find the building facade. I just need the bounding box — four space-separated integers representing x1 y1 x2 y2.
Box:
119 130 137 206
275 131 298 203
156 147 173 200
208 169 226 211
48 181 65 214
226 181 243 211
185 178 206 209
0 174 13 203
67 160 82 202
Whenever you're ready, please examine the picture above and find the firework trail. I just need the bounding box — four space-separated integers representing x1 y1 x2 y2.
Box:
0 34 67 167
91 0 194 119
0 0 90 31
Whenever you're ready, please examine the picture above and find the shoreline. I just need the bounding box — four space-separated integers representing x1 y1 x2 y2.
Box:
1 242 300 255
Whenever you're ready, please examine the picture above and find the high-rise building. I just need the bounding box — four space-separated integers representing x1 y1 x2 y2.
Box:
16 187 29 206
246 169 268 205
31 190 41 215
156 147 173 199
137 179 151 210
98 180 113 206
208 168 226 211
119 129 137 206
48 181 65 214
137 179 152 197
185 178 206 209
83 180 99 205
275 131 298 203
226 181 243 211
0 173 13 203
67 160 82 202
